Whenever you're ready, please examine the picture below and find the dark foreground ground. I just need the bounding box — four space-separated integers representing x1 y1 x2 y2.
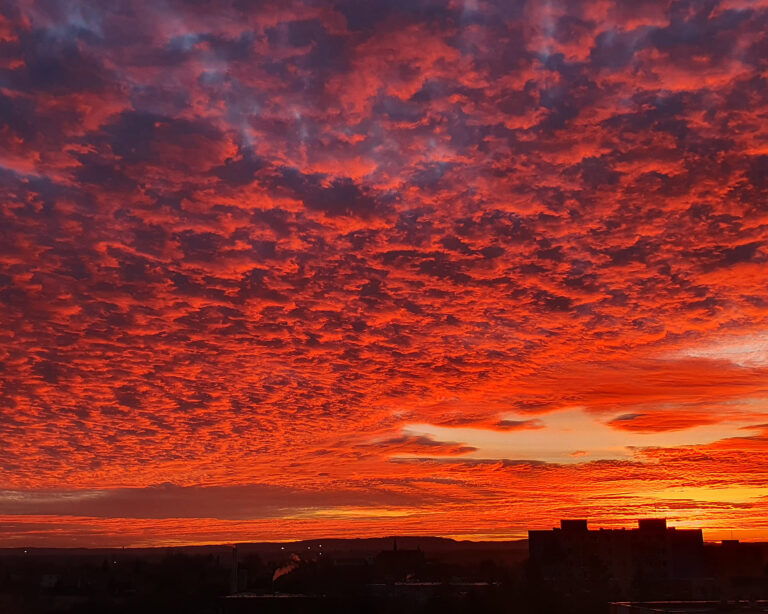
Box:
2 537 768 613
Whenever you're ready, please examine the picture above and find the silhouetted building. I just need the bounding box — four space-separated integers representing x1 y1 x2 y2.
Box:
529 519 704 600
375 538 426 581
704 540 768 602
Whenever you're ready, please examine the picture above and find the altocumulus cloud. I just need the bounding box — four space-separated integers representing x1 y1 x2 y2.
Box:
0 0 767 544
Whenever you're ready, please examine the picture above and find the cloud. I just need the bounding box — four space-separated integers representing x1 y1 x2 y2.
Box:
362 434 477 456
493 419 545 431
0 0 767 544
0 483 449 520
607 412 722 433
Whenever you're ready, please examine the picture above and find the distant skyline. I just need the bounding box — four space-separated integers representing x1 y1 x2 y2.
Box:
1 0 767 547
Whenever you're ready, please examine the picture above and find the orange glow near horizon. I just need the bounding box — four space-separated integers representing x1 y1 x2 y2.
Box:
1 0 768 547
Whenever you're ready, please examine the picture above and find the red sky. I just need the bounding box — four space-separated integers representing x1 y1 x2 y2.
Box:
1 0 768 547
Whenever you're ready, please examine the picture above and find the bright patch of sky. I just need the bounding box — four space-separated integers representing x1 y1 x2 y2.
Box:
402 407 764 464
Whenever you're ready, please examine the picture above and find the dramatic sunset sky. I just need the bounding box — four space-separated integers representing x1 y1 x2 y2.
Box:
1 0 768 547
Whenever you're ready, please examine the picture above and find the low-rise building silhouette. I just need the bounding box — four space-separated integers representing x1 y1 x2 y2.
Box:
705 539 768 602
